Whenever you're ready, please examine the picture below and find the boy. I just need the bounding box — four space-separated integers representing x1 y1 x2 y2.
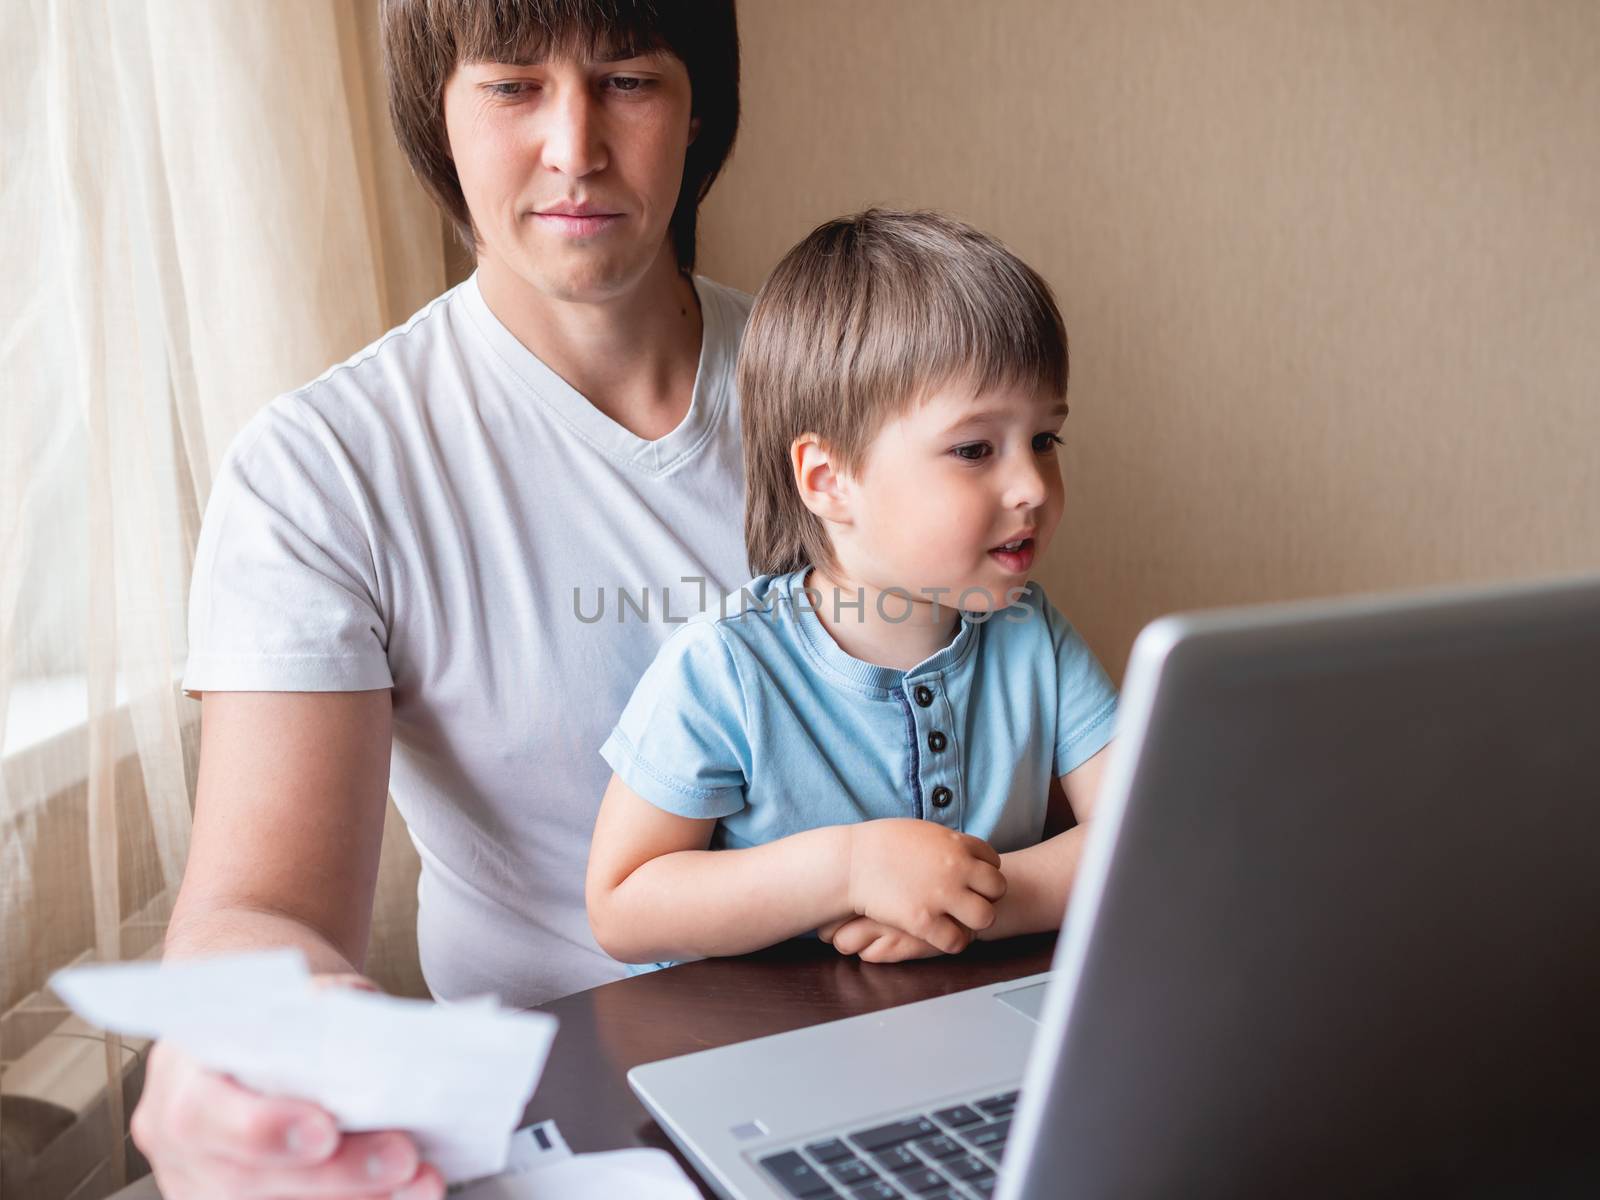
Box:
586 209 1117 965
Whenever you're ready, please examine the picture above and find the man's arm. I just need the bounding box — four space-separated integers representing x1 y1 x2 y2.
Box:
164 690 394 975
134 689 444 1200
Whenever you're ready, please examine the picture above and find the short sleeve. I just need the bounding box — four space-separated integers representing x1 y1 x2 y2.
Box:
182 396 392 695
598 620 751 819
1039 589 1119 776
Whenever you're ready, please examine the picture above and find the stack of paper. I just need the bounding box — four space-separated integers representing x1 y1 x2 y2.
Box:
455 1123 703 1198
51 950 558 1183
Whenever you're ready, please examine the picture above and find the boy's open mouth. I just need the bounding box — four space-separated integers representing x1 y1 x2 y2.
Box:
988 537 1035 572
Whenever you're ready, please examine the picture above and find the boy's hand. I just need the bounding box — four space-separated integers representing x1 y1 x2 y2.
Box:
846 820 1006 954
821 916 946 962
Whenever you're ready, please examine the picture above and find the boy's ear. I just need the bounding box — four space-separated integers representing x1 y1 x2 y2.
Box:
791 434 855 525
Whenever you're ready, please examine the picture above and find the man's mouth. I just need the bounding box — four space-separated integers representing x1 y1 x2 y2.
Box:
532 202 624 237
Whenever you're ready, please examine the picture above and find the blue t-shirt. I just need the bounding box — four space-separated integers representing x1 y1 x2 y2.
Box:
599 569 1118 854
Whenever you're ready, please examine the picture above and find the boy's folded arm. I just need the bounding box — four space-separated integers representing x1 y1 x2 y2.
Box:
976 826 1087 942
828 825 1085 955
976 742 1114 942
585 772 857 963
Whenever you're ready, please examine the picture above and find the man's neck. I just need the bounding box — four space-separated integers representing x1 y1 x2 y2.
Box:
475 244 704 440
806 566 965 673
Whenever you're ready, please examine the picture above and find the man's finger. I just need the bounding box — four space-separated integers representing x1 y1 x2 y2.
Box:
198 1130 425 1197
311 972 381 994
170 1065 339 1167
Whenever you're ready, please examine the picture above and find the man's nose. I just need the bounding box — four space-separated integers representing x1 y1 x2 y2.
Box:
541 88 607 178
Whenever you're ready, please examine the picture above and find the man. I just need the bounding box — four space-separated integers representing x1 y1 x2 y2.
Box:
132 4 744 1197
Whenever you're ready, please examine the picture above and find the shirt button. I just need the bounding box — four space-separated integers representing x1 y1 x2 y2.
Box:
927 731 947 753
931 786 953 809
914 685 934 708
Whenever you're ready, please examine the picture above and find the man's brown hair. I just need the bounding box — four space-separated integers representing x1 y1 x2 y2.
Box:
739 209 1069 578
381 0 739 269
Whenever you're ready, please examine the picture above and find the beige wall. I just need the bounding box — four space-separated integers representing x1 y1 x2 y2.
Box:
699 0 1600 679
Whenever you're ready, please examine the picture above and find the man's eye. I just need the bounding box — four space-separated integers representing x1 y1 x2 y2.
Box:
952 443 990 462
1033 433 1065 453
486 81 536 98
605 76 651 93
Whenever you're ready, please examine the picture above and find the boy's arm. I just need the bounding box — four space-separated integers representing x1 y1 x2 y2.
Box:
825 743 1115 958
586 773 1007 964
586 773 851 962
975 741 1113 941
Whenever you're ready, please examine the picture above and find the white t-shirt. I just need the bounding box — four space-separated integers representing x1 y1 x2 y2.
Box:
183 273 754 1005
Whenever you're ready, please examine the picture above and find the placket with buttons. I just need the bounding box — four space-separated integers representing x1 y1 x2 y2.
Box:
904 675 962 828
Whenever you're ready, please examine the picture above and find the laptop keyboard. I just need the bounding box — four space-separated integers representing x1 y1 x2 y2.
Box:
755 1089 1019 1199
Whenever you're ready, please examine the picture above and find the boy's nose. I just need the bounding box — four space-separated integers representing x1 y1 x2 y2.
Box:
1002 457 1052 509
542 90 608 178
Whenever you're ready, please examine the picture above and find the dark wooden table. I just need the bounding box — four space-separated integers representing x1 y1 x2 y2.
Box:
521 933 1056 1196
107 936 1055 1200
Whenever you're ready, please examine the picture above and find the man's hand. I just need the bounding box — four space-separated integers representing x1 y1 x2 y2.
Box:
846 820 1006 954
130 975 444 1200
820 915 946 962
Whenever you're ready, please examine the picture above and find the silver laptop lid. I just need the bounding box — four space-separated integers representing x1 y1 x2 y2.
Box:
1005 573 1600 1199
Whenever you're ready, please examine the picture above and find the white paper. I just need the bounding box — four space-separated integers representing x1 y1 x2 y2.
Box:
455 1142 703 1199
51 951 558 1184
503 1120 571 1170
516 1149 704 1198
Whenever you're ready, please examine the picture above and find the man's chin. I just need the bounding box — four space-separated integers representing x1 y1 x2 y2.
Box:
517 244 650 305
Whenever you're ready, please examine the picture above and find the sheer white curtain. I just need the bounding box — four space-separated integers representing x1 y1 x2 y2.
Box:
2 2 448 1194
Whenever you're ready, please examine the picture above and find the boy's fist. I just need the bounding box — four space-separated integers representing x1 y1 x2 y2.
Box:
845 819 1006 954
821 916 947 962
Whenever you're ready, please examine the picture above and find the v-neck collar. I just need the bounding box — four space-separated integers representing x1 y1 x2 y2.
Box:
458 270 730 476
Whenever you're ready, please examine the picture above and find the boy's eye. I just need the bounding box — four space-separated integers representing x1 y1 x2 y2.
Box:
604 75 653 93
952 443 991 462
1033 432 1065 453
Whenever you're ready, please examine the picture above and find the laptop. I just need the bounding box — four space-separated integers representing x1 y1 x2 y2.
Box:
629 574 1600 1199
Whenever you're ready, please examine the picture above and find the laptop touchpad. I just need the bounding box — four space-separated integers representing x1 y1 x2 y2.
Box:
994 981 1050 1023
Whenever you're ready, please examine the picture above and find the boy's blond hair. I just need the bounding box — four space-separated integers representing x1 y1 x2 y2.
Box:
738 209 1069 577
